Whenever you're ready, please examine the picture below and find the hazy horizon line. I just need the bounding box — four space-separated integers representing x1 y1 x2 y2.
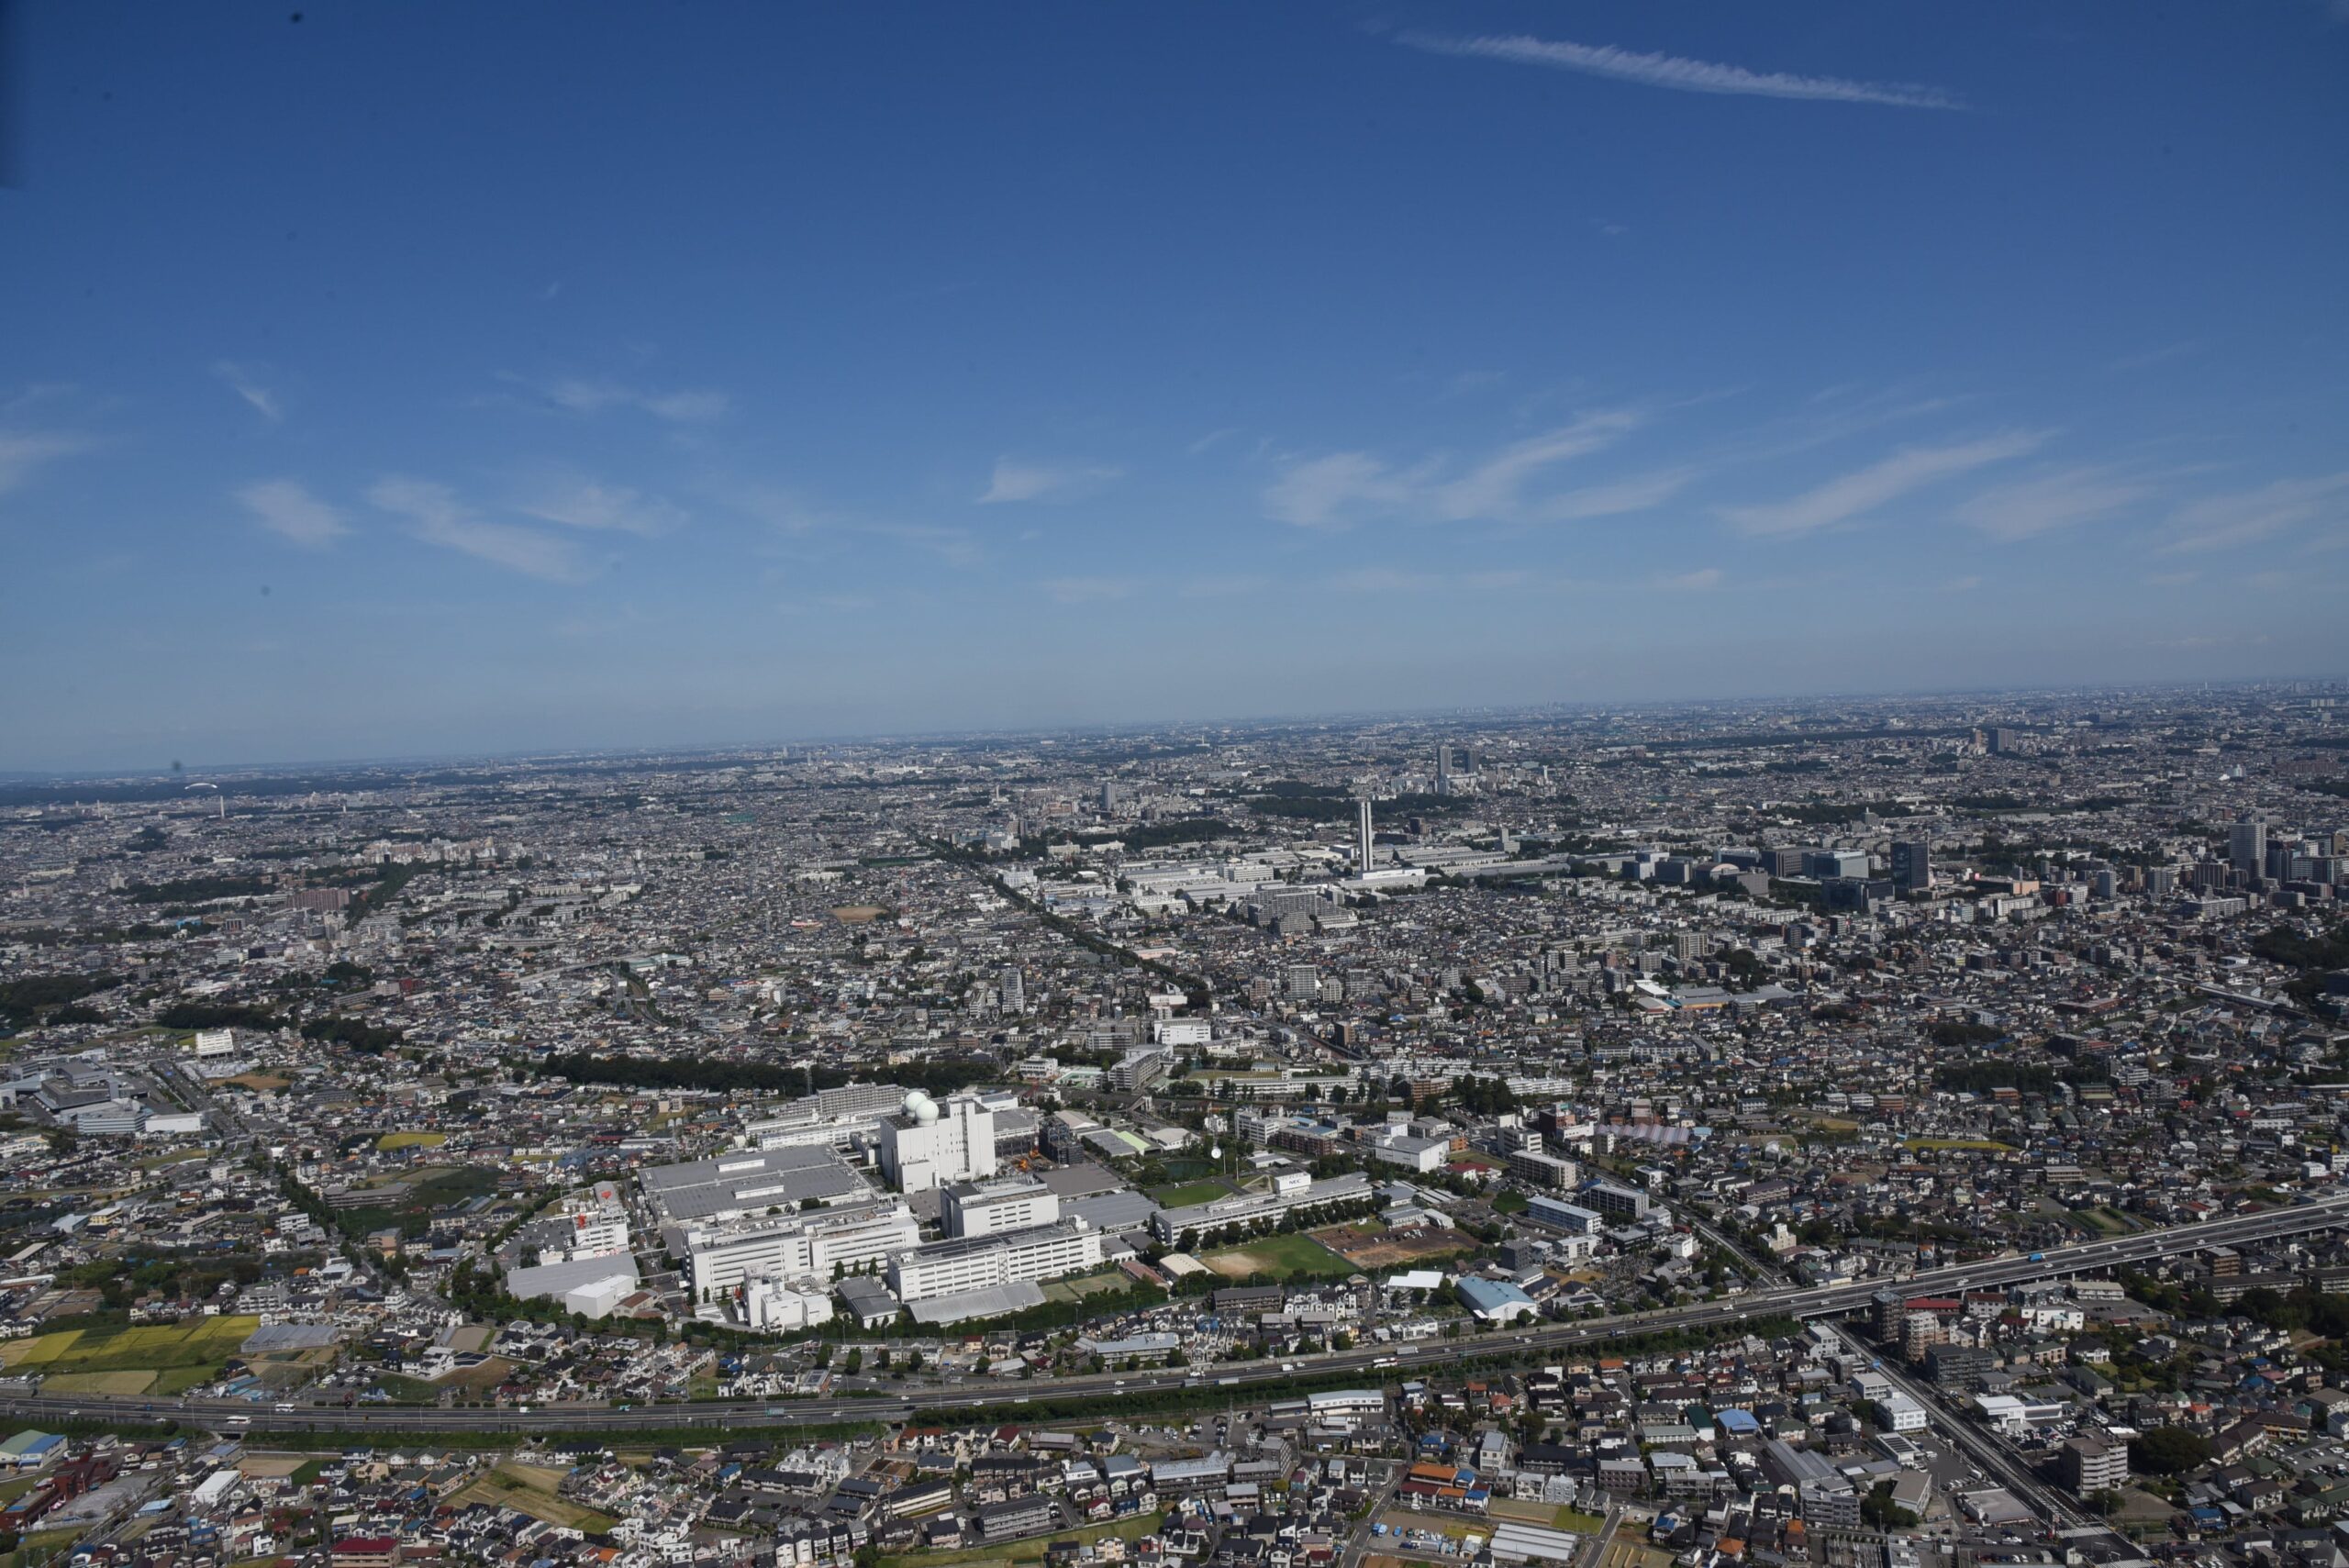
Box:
4 671 2338 785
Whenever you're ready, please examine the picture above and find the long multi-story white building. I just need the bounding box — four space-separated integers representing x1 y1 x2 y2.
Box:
887 1218 1102 1303
743 1081 910 1151
668 1199 920 1294
1151 1170 1372 1242
941 1175 1060 1239
876 1091 997 1193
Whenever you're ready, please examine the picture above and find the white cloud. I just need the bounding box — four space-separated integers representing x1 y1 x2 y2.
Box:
237 480 349 548
1332 566 1527 594
978 459 1124 505
2158 473 2349 554
1943 573 1984 593
723 483 979 564
1264 451 1419 530
0 430 95 498
1400 31 1961 110
1719 430 2047 537
213 361 284 423
520 375 729 423
1431 410 1644 521
1535 468 1694 523
1657 566 1724 592
1264 409 1648 530
514 475 686 537
369 476 589 583
1178 573 1271 597
2110 339 2213 373
1040 575 1134 604
1951 465 2154 541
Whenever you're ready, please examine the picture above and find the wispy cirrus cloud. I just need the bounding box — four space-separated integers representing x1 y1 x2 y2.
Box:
978 459 1124 504
237 480 350 548
507 373 729 423
1264 451 1426 530
1429 410 1644 521
1331 566 1528 594
1399 31 1962 110
1040 575 1134 604
513 473 687 537
0 429 95 498
213 361 285 423
1655 566 1724 592
1951 464 2154 541
2158 473 2349 554
1178 573 1271 598
724 482 980 565
369 476 590 583
1264 408 1646 530
1719 430 2048 537
1536 468 1695 523
2110 339 2214 373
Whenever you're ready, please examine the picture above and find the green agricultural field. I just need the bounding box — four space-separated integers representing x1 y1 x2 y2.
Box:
0 1315 258 1378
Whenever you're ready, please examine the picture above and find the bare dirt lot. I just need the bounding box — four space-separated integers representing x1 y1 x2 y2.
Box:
1311 1222 1474 1269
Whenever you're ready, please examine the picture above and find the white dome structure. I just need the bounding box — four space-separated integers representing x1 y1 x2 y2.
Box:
902 1090 941 1126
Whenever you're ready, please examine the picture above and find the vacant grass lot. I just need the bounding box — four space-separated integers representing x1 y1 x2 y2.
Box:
1149 1179 1233 1208
452 1462 618 1533
378 1131 447 1151
1041 1270 1135 1304
875 1510 1159 1568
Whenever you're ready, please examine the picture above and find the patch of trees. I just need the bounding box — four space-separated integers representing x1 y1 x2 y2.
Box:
156 1001 284 1032
534 1051 1000 1100
1451 1074 1520 1116
118 874 274 904
301 1016 405 1054
0 972 122 1029
1249 791 1465 823
1927 1020 2002 1050
2129 1425 2210 1476
1953 793 2030 813
2251 921 2349 975
1932 1059 2105 1095
1101 817 1232 851
1776 800 1914 824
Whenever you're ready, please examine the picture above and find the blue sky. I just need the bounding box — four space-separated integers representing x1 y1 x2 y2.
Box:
4 3 2345 771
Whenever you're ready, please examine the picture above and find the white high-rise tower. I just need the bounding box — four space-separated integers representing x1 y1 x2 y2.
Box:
1357 797 1375 870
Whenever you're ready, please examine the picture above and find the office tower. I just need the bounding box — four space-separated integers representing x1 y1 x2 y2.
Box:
1356 796 1374 870
1890 840 1932 893
1436 743 1453 796
2230 817 2268 875
1988 727 2022 755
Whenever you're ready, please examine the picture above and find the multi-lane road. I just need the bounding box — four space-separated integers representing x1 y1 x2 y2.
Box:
7 1193 2343 1437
